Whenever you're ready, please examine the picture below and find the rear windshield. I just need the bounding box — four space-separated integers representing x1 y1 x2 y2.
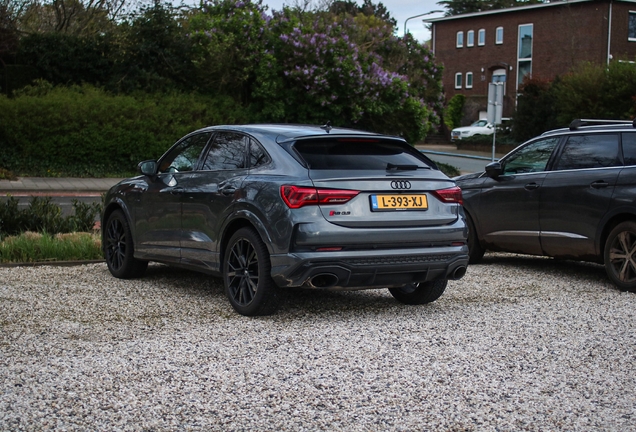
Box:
293 138 436 170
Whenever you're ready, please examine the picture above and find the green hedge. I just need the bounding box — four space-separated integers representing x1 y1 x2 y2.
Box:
0 84 249 177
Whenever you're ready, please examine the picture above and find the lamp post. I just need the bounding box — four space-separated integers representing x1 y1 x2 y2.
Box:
403 10 444 37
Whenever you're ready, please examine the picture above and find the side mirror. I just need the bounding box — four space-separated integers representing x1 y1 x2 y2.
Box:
485 161 503 178
138 160 158 176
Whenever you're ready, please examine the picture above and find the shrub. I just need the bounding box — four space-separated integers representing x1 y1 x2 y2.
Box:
0 84 249 176
0 195 102 237
444 94 465 130
512 77 558 142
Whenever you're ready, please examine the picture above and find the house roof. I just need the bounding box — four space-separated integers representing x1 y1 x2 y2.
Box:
425 0 636 23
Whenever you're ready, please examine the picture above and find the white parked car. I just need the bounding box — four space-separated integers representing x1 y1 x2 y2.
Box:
451 120 494 141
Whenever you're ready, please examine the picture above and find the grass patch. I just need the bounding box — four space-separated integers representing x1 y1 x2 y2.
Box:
435 162 461 178
0 231 103 263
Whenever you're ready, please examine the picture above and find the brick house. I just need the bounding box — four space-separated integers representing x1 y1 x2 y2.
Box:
427 0 636 123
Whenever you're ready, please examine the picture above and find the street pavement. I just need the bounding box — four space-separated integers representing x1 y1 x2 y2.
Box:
0 144 496 197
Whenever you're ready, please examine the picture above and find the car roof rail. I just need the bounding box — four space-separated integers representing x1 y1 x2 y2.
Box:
569 118 636 130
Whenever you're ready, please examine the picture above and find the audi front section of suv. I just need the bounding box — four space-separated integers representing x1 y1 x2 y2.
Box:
456 119 636 292
102 124 468 315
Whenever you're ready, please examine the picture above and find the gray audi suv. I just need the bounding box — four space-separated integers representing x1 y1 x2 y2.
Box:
102 124 468 315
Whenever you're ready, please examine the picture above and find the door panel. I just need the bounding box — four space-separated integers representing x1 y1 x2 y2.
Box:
478 173 546 255
135 132 212 262
540 134 621 258
135 173 183 262
474 137 560 255
179 132 250 269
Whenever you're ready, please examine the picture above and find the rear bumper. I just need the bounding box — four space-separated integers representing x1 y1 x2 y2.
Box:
270 245 469 289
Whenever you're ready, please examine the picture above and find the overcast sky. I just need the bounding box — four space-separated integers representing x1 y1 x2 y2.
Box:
262 0 447 41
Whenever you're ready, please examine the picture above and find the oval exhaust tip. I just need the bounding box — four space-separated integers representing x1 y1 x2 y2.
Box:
310 273 339 288
451 266 467 280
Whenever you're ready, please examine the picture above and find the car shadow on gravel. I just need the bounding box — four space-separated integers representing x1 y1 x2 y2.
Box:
136 264 421 317
478 252 613 286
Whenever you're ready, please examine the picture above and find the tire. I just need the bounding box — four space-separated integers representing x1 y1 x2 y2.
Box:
604 221 636 292
104 210 148 279
389 279 448 305
223 227 281 316
466 212 485 264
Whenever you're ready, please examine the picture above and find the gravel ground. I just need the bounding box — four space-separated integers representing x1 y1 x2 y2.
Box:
1 253 635 431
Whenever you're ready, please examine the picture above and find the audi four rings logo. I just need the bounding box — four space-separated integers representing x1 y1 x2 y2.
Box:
391 180 411 190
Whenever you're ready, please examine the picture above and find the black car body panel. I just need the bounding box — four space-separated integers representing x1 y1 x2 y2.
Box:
456 120 636 269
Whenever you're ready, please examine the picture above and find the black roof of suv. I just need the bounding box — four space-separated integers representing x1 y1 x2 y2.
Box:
455 119 636 292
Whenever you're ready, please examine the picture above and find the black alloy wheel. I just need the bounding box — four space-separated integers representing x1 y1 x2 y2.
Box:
605 221 636 292
389 279 448 305
104 210 147 279
223 227 280 316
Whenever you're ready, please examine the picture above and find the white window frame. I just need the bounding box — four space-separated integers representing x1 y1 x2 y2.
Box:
456 31 464 48
478 29 486 46
496 26 504 44
629 11 636 42
517 23 533 91
466 72 473 89
455 72 462 89
467 30 475 47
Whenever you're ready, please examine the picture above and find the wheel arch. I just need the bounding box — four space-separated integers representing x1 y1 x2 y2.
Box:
101 199 135 244
219 211 275 267
598 210 636 261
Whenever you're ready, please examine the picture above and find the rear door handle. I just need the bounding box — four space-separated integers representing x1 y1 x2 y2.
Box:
590 180 609 189
220 185 236 195
524 182 540 191
169 187 185 195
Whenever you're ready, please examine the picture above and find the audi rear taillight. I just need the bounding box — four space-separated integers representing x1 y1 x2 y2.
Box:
431 186 463 205
281 185 359 209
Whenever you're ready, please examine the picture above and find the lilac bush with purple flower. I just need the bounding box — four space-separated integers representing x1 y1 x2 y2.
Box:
188 0 443 142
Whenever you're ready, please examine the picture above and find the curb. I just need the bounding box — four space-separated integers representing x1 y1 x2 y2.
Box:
0 259 105 268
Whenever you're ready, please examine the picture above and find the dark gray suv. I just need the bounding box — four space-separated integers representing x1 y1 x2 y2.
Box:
456 119 636 292
102 124 468 315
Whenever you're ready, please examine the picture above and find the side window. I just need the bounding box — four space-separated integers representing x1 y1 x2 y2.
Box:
455 72 462 89
496 26 504 44
249 138 271 168
554 134 620 171
502 137 559 175
622 133 636 165
158 132 211 174
202 132 248 170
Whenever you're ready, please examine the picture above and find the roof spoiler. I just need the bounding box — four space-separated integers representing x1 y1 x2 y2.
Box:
569 119 636 130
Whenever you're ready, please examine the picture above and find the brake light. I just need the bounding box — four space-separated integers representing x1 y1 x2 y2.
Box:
432 186 463 205
281 185 359 209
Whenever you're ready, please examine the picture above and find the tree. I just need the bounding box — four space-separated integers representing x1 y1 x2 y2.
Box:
18 0 128 35
437 0 544 16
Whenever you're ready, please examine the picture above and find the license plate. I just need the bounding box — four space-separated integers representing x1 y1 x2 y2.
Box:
370 194 428 211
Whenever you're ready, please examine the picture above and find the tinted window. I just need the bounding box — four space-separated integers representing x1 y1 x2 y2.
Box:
554 134 620 171
622 132 636 166
158 132 211 174
202 132 248 170
294 139 434 170
503 137 558 175
249 138 270 168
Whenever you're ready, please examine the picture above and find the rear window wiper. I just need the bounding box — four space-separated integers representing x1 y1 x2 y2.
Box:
386 163 430 171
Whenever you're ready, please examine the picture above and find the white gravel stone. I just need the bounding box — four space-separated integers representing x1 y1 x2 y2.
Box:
1 254 635 430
